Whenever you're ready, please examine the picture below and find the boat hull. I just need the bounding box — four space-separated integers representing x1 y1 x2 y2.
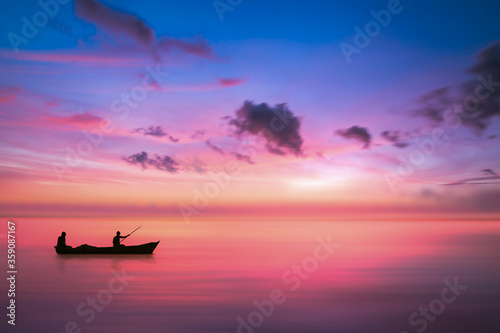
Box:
55 241 159 255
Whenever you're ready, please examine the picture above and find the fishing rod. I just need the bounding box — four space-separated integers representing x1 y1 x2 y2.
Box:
120 226 141 243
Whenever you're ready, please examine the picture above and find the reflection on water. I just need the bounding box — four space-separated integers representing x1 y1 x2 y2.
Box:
56 254 157 274
5 217 500 333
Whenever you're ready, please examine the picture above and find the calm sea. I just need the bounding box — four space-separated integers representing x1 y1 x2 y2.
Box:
2 216 499 333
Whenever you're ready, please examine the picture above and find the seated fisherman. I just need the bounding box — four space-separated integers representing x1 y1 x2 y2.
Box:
57 232 71 249
113 231 129 247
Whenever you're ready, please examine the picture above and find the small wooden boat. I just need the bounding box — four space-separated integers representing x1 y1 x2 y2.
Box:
55 241 159 255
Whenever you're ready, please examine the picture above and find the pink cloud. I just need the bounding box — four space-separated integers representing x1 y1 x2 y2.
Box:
0 86 21 103
0 49 144 67
217 77 248 87
45 101 60 107
44 112 104 128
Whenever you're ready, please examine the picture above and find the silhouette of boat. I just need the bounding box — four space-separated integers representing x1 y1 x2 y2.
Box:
55 241 159 255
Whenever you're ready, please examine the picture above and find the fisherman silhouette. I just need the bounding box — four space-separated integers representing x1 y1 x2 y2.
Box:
57 232 71 249
113 231 129 247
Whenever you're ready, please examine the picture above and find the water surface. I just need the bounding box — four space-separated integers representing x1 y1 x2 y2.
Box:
2 216 500 332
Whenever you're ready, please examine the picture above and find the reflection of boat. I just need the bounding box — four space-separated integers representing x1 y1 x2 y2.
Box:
54 241 159 255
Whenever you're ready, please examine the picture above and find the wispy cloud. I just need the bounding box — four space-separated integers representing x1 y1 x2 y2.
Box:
443 170 500 185
0 49 145 67
205 140 254 164
381 130 409 148
412 41 500 131
205 140 225 155
0 86 21 103
182 157 208 174
482 169 497 176
191 130 205 140
44 112 104 127
231 152 254 164
217 77 248 87
75 0 213 61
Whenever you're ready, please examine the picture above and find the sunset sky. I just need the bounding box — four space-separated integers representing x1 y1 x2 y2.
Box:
1 0 500 216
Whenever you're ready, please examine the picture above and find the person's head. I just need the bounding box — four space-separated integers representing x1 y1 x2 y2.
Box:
61 232 66 236
116 231 121 236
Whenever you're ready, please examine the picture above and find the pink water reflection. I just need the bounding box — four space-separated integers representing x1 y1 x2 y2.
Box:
3 216 499 333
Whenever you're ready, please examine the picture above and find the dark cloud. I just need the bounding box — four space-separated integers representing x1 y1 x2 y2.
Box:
75 0 155 46
336 126 371 149
125 151 148 169
444 176 500 185
231 152 254 164
411 87 452 123
133 125 166 137
133 126 179 142
205 140 225 155
443 170 500 185
381 130 399 142
125 151 179 173
412 41 500 131
265 144 286 155
168 135 179 143
227 100 304 156
381 130 409 149
151 155 179 173
75 0 212 60
158 36 213 59
191 130 205 140
394 142 409 148
417 87 451 104
468 41 500 76
205 140 254 164
482 169 497 176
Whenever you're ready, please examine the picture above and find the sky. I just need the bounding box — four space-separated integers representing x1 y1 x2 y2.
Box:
1 0 500 216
